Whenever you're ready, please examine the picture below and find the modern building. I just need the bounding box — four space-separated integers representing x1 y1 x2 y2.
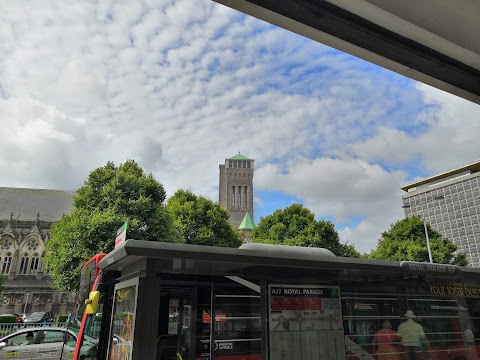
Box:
219 154 255 230
401 161 480 267
0 187 75 314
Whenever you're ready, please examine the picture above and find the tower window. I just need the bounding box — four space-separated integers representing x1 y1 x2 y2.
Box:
238 186 242 209
244 186 248 208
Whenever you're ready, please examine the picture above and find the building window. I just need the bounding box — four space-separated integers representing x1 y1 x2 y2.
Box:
1 253 12 274
27 240 39 251
19 253 29 275
238 186 242 209
244 186 248 208
30 253 40 274
232 186 236 208
0 238 13 275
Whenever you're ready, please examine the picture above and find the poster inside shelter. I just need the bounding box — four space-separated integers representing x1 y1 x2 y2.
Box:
268 285 345 360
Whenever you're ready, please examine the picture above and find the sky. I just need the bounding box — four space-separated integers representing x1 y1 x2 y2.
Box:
1 0 479 253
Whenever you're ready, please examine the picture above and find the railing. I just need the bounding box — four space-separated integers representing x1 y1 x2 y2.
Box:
0 322 69 337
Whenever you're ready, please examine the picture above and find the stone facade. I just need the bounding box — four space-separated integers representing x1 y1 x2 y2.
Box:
219 155 254 229
0 187 75 315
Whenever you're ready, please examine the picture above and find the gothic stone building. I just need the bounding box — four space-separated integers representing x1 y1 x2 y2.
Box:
0 187 75 315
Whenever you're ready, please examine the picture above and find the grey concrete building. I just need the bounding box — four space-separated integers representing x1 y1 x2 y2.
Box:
401 161 480 267
0 187 75 314
219 154 254 229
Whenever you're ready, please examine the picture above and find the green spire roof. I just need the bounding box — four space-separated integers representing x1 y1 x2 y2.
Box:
239 212 256 230
230 153 250 160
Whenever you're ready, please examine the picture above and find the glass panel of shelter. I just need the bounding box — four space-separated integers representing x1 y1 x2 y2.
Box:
156 277 262 360
340 273 479 360
153 262 480 360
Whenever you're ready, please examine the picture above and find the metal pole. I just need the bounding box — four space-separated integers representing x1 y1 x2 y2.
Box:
23 293 29 314
423 219 433 263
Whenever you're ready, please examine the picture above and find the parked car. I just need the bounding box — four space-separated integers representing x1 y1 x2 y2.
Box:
23 311 55 324
0 326 97 359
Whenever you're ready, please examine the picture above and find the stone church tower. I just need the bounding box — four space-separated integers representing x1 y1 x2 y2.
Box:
219 154 254 229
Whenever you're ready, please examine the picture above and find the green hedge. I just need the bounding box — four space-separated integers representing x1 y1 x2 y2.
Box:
56 314 68 323
0 315 17 323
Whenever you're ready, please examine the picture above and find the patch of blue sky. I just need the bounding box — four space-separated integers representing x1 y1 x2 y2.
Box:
396 156 431 181
329 215 364 231
254 190 303 223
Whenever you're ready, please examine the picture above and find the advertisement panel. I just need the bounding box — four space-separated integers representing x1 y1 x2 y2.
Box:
108 279 138 360
268 284 345 360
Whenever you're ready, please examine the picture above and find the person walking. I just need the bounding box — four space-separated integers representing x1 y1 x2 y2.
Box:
373 320 400 360
397 310 430 360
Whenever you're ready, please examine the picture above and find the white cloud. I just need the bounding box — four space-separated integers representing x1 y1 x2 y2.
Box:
255 157 406 252
345 84 480 174
1 0 477 255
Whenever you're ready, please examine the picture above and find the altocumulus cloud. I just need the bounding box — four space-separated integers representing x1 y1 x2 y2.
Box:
0 0 478 253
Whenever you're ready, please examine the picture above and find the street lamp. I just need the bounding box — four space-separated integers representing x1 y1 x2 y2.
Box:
402 195 445 264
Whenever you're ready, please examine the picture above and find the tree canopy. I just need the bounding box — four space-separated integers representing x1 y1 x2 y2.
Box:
166 189 243 248
45 160 181 292
250 204 359 257
369 216 467 265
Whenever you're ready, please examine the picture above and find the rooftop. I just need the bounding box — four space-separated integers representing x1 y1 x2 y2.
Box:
239 211 256 230
401 160 480 192
0 187 75 221
230 153 251 160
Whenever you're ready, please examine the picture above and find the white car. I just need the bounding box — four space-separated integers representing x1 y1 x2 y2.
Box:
0 326 97 360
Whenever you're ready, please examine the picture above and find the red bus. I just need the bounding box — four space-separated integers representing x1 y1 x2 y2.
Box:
72 240 480 360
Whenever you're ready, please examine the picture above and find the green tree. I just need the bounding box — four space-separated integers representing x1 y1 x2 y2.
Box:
45 160 182 292
250 204 359 257
166 189 243 248
369 216 467 265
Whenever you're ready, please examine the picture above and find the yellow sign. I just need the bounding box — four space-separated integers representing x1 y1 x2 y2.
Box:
428 284 480 297
6 351 19 358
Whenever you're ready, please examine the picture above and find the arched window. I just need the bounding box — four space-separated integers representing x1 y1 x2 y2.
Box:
30 253 40 274
18 237 42 276
0 238 13 275
1 253 12 274
19 253 29 275
27 239 39 251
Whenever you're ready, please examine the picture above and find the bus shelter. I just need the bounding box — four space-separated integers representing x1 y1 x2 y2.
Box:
99 240 480 360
